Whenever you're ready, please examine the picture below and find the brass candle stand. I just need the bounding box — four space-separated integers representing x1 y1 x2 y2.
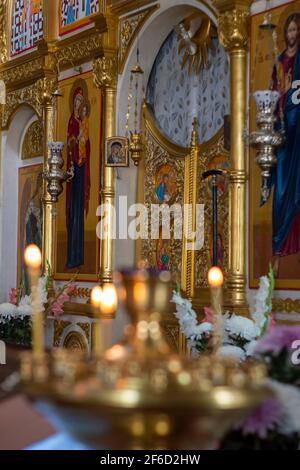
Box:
20 269 271 450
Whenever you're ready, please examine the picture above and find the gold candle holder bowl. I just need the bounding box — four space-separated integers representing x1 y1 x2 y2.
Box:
21 269 271 450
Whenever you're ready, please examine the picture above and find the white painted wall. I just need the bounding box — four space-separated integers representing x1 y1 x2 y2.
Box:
0 107 43 303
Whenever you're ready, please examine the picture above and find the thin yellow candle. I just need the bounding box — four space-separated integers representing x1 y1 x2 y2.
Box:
208 267 224 353
24 244 44 356
91 286 103 356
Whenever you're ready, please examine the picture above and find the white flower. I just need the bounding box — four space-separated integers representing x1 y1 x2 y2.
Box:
245 340 257 357
268 380 300 435
217 345 246 361
38 276 48 305
16 304 32 317
251 275 271 331
19 295 32 307
194 322 213 336
0 303 17 318
225 314 259 341
172 292 192 310
172 291 200 341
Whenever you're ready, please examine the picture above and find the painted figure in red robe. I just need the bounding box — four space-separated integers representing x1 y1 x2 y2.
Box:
66 87 91 268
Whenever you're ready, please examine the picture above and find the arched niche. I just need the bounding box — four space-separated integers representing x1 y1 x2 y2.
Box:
0 104 43 302
115 0 221 269
117 1 218 136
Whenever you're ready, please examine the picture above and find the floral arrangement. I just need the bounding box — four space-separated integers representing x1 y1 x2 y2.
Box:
0 263 76 346
172 265 276 361
172 266 300 449
220 326 300 450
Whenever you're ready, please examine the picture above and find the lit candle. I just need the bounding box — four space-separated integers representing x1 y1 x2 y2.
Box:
91 286 103 356
100 284 118 317
24 244 44 356
100 284 118 349
208 266 224 352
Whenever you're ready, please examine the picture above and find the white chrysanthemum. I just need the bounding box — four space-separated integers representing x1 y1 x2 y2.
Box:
268 380 300 435
225 315 259 341
217 345 246 361
245 340 257 357
194 322 213 336
0 303 17 317
16 304 32 317
38 276 48 305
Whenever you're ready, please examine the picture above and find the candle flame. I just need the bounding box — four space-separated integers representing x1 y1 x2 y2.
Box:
24 244 42 269
101 284 118 316
208 266 224 288
91 286 103 307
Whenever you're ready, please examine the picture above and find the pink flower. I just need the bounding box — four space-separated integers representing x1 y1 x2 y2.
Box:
235 399 283 439
47 283 76 318
203 306 214 324
267 314 276 332
51 303 64 317
9 288 18 305
65 283 76 295
255 326 300 356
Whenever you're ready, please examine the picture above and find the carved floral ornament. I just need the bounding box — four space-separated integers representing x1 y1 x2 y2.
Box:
1 77 57 130
22 120 44 160
93 56 118 89
118 5 159 72
218 8 250 51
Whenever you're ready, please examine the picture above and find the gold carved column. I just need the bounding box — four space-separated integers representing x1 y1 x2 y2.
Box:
93 55 117 284
216 0 252 314
93 11 118 285
41 77 57 272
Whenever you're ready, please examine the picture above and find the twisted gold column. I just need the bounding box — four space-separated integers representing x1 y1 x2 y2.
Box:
93 56 117 285
180 119 199 354
216 0 252 314
182 118 199 300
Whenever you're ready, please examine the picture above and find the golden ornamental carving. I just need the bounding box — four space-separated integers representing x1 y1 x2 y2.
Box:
141 114 186 280
63 331 88 353
177 13 217 75
119 5 159 72
53 320 72 347
1 58 46 87
55 33 103 69
218 9 250 51
22 120 44 160
112 0 158 15
73 287 92 299
93 56 118 90
272 298 300 314
195 131 229 288
0 0 8 64
1 77 57 129
77 322 91 341
161 322 180 352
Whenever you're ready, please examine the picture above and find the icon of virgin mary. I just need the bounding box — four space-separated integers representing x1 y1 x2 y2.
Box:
66 86 91 269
